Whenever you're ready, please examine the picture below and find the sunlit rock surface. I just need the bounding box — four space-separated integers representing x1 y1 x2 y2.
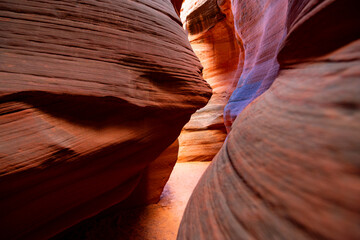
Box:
178 0 360 239
0 0 211 239
178 0 239 162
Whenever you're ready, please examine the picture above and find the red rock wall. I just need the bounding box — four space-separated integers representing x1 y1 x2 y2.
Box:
178 0 360 239
0 0 211 239
178 0 240 162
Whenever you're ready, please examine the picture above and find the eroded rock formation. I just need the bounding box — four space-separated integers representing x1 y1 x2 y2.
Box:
0 0 211 239
178 0 239 162
178 0 360 239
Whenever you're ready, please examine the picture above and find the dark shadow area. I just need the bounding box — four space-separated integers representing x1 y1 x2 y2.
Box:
0 91 173 130
279 0 360 65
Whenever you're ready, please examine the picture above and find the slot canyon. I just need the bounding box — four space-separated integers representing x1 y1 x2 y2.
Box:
0 0 359 239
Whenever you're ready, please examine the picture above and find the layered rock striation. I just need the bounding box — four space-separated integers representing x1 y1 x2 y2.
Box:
178 0 360 239
0 0 211 239
178 0 239 162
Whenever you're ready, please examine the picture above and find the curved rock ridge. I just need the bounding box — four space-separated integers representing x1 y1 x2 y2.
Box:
0 0 211 239
178 0 360 239
223 0 288 130
178 0 240 162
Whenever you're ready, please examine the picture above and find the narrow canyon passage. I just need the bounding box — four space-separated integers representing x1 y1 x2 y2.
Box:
52 162 210 239
0 0 359 239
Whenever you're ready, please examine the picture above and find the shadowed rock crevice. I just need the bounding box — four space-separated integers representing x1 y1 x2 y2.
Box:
0 91 192 128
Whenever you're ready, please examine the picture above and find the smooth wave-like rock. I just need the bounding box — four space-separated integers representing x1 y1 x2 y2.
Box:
178 0 360 239
0 0 211 239
223 0 288 130
178 0 239 162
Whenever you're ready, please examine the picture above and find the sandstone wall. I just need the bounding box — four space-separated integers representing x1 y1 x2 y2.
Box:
178 0 240 162
178 0 360 239
0 1 211 239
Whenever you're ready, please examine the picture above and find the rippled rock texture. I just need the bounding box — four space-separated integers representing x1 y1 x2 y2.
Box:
0 0 211 239
178 0 360 239
178 0 239 162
